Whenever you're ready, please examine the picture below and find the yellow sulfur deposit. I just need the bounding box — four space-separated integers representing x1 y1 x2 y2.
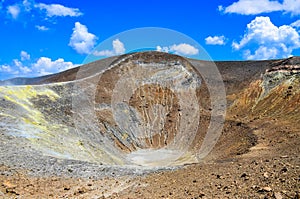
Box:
0 85 60 131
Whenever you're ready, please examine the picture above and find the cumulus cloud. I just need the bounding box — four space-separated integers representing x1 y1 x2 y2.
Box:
221 0 300 15
218 5 224 12
243 47 279 60
35 25 49 31
36 3 83 17
22 0 32 12
32 57 77 75
20 51 30 61
232 16 300 60
0 59 30 77
69 22 98 54
170 44 199 55
113 39 126 55
0 53 79 79
4 1 82 22
13 59 23 68
13 59 32 74
283 0 300 15
205 36 226 45
0 65 15 73
156 46 169 53
19 65 32 74
291 20 300 28
156 43 199 56
93 39 126 57
7 5 20 19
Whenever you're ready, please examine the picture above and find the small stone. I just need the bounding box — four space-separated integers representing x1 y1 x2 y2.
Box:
274 192 283 199
280 155 288 158
199 192 205 197
280 178 286 182
78 189 85 194
5 188 19 195
241 173 247 178
258 186 273 193
251 185 256 189
263 172 269 178
281 167 288 172
67 168 73 173
236 122 242 126
2 181 16 189
263 187 272 192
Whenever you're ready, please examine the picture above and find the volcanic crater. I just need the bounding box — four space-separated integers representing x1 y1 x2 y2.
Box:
0 52 299 198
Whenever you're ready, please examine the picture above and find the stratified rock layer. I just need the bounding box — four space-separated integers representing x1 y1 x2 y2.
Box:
229 56 300 124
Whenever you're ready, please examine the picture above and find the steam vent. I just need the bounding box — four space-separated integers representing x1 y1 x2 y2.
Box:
0 52 219 169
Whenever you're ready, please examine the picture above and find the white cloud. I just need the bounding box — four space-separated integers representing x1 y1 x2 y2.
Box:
32 57 78 75
291 20 300 28
20 51 30 61
218 5 224 12
36 3 83 17
233 16 300 60
0 59 30 76
69 22 98 54
221 0 300 15
156 43 199 56
22 0 31 12
0 56 78 78
282 0 300 15
4 1 82 23
113 39 125 55
7 5 20 19
93 39 126 57
170 44 199 55
156 46 169 53
243 47 279 60
19 65 32 74
0 65 14 73
13 59 22 67
35 25 49 31
13 59 32 74
205 36 226 45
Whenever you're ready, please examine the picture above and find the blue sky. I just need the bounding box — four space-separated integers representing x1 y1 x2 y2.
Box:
0 0 300 80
